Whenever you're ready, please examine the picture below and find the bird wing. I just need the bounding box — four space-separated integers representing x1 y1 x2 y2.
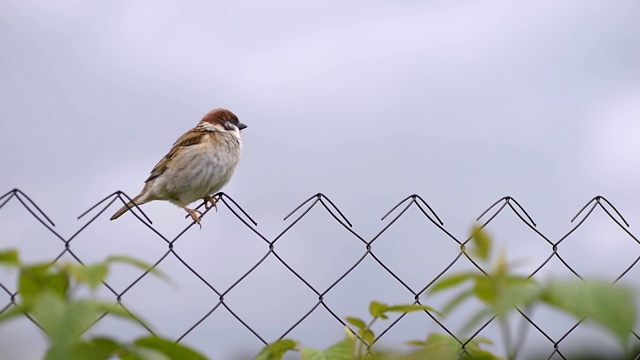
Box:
145 129 208 183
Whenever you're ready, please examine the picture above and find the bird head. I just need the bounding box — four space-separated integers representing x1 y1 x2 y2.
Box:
201 108 247 134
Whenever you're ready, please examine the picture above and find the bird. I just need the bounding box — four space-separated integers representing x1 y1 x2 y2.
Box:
110 108 247 227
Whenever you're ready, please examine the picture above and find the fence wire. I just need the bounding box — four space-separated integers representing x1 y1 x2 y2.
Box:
1 188 639 359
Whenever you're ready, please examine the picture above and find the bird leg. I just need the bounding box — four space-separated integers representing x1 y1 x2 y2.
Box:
175 201 203 228
203 195 217 211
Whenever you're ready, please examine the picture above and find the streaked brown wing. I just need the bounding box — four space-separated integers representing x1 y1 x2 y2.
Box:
145 129 207 183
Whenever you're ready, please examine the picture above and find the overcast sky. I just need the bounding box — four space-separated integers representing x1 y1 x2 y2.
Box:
1 1 640 359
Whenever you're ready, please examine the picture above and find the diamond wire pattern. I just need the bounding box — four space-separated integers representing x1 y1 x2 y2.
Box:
1 189 640 359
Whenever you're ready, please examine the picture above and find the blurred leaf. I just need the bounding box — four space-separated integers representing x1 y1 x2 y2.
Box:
345 326 356 339
441 289 474 315
473 276 494 303
34 296 147 358
361 329 375 346
300 348 324 360
474 275 540 315
0 304 27 325
542 280 636 345
405 333 501 360
463 347 501 360
429 273 476 294
41 298 119 360
133 336 207 360
386 304 440 316
364 350 405 360
121 345 171 360
94 301 137 318
406 333 464 359
473 337 494 345
63 337 122 360
255 339 298 360
64 263 109 290
0 249 19 267
324 337 355 359
90 301 151 331
301 336 355 360
494 251 509 276
346 316 366 331
106 256 169 282
33 296 100 344
470 226 492 261
406 340 427 347
457 273 540 334
19 264 69 306
471 251 541 316
460 308 495 335
369 301 389 319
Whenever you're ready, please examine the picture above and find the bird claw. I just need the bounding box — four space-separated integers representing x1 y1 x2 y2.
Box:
184 208 203 228
179 198 216 229
203 195 218 212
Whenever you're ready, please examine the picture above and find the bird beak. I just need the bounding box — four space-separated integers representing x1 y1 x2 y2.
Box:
238 122 248 130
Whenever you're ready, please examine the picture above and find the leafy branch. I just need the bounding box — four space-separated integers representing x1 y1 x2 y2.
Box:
0 249 206 360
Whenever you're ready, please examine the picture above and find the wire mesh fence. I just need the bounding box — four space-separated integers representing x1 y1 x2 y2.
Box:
1 188 639 359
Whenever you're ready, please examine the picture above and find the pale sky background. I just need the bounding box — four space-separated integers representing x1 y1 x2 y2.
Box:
1 1 640 359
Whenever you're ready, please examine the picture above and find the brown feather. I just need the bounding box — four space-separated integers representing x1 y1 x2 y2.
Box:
200 108 238 126
110 194 144 220
145 129 208 182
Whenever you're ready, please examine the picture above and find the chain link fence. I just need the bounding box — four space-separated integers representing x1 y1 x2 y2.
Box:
1 188 639 359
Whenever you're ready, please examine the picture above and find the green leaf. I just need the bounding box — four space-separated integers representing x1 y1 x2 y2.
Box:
255 339 298 360
428 273 476 294
463 337 501 360
472 337 494 345
441 288 474 315
406 340 427 347
41 300 122 360
32 293 70 338
386 304 440 316
63 337 122 360
369 301 389 319
542 280 636 345
300 336 355 360
88 301 152 331
470 226 492 261
361 329 375 345
19 264 69 306
324 337 355 360
473 275 540 316
498 277 540 311
405 333 501 360
33 296 101 345
407 333 464 358
300 348 324 360
93 301 137 319
345 316 366 331
472 276 494 303
133 336 207 360
66 263 109 290
0 249 19 267
106 256 170 282
460 308 495 335
121 345 171 360
34 297 147 357
0 304 27 325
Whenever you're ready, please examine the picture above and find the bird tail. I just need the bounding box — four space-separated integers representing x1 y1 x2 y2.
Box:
110 195 143 221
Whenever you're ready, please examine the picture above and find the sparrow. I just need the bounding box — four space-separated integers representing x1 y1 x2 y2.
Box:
110 108 247 226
